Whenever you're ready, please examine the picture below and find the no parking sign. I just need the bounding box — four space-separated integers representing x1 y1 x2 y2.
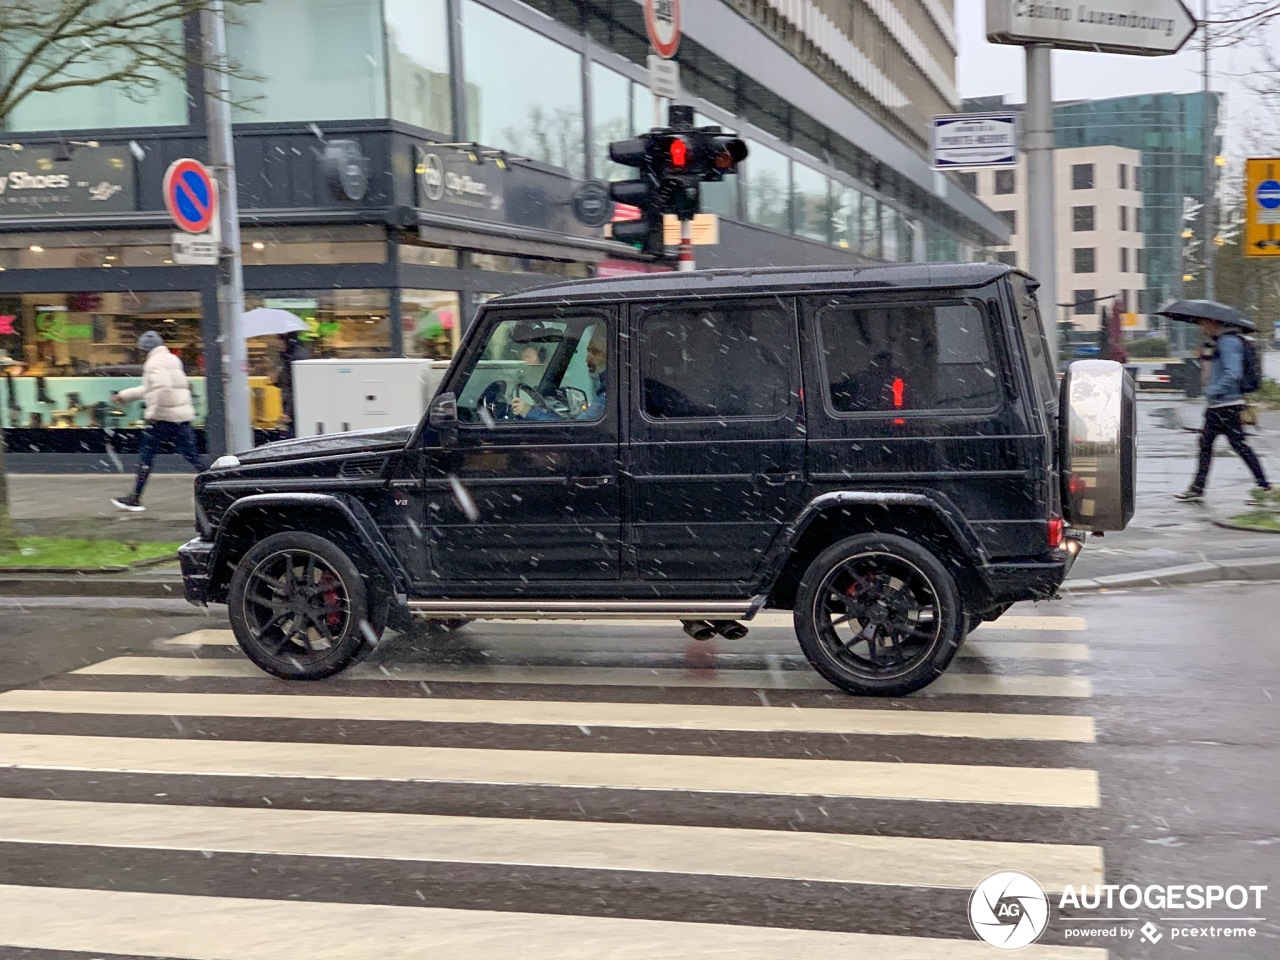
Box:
163 158 217 234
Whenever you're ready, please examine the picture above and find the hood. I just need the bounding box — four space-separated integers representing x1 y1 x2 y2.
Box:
234 425 416 464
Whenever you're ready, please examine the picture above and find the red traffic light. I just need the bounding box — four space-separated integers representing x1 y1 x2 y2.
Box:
669 137 688 168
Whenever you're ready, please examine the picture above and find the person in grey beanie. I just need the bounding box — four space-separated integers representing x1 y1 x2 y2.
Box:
111 331 205 512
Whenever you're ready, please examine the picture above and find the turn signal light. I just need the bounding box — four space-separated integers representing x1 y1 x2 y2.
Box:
1047 517 1064 549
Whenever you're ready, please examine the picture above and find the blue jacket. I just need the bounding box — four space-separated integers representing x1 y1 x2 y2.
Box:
523 377 606 422
1205 334 1246 407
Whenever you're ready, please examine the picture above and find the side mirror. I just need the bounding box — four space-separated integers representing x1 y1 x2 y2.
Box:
563 386 588 416
429 391 458 443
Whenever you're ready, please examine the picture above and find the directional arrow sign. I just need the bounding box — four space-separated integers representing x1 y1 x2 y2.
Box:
1245 157 1280 259
986 0 1197 56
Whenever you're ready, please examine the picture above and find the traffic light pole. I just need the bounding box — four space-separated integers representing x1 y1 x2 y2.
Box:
678 218 694 271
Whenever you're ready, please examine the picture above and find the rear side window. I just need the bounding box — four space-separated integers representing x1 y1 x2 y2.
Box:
640 302 791 420
818 301 1000 414
1011 273 1058 405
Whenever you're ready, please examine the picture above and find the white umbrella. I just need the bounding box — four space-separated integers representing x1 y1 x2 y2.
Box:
241 307 309 339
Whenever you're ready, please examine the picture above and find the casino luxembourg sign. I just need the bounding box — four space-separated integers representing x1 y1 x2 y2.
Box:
987 1 1197 56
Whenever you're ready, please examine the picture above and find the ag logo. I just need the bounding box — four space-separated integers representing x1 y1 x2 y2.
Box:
969 870 1050 949
418 151 445 203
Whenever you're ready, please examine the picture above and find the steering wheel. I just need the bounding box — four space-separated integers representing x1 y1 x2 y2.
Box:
516 382 556 418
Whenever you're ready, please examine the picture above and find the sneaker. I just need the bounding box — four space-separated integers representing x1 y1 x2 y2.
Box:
1172 490 1203 503
111 495 145 513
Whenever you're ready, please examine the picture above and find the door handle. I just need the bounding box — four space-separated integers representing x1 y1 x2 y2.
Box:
572 476 612 487
759 471 800 486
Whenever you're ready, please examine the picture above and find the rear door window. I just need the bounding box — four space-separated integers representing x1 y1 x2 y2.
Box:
640 302 791 420
1011 273 1058 406
817 301 1001 415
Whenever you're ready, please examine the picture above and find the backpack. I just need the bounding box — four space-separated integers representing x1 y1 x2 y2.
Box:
1230 333 1262 394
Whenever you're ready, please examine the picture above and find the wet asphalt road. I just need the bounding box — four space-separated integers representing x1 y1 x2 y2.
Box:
0 585 1276 958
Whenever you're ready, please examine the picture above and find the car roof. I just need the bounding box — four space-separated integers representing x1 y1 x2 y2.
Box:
497 262 1016 305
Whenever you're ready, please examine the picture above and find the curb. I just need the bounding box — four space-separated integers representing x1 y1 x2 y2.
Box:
1061 556 1280 592
0 577 182 599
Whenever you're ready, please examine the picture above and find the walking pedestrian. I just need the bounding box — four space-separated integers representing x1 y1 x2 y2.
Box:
1172 315 1271 504
111 331 204 513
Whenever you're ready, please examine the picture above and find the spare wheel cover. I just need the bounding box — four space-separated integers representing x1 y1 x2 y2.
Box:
1060 359 1136 532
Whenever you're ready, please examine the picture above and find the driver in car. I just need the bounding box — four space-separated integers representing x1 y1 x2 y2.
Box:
511 330 607 422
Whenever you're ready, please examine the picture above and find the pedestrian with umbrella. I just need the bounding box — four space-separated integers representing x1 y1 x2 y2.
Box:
1159 300 1272 504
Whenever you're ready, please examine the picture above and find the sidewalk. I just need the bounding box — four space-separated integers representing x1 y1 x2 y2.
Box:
3 400 1278 598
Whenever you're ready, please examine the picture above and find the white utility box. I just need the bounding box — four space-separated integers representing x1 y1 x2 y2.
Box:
292 358 451 438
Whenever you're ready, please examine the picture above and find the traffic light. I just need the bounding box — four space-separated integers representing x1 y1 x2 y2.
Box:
607 135 665 257
653 133 701 221
698 131 748 182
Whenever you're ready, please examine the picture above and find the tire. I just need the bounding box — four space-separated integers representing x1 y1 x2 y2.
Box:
228 531 372 681
794 533 964 697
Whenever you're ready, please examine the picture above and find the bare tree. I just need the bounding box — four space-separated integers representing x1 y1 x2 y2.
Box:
0 1 257 553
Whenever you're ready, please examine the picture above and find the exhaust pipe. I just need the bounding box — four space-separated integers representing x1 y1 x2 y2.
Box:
710 620 748 640
681 619 717 641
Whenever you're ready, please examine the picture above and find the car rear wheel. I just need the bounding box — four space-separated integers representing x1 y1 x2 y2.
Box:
794 534 963 697
228 531 372 680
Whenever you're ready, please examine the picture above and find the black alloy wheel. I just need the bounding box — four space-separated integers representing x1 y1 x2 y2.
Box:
794 533 962 697
228 531 372 680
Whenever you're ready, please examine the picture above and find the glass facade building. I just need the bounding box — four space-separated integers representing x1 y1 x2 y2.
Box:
1 0 1003 466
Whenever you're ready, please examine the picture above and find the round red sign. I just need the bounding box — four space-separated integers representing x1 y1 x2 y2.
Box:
645 0 681 59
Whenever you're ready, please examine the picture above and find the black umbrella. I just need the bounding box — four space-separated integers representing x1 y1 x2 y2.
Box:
1156 299 1256 333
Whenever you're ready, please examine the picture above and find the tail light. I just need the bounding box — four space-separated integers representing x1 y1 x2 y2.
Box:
1047 516 1064 549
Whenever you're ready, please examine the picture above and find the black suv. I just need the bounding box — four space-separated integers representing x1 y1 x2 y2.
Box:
180 263 1135 696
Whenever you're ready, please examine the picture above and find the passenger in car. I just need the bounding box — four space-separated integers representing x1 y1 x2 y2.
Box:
512 330 607 421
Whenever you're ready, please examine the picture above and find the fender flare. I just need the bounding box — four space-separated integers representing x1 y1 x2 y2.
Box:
776 491 989 565
209 492 410 594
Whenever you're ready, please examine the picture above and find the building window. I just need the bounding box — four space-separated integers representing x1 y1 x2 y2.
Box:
1072 163 1095 189
402 290 462 359
860 193 882 259
1134 208 1143 231
955 171 978 193
1118 164 1127 189
994 169 1016 194
1074 248 1096 273
819 302 1001 413
995 250 1017 267
1119 206 1128 232
791 163 831 243
1120 248 1129 273
1136 249 1145 273
230 0 387 122
1 22 187 132
463 0 585 177
1133 166 1142 189
996 210 1017 234
744 140 791 233
1072 206 1095 231
1074 290 1096 315
832 186 862 252
591 63 632 181
386 0 452 134
641 303 791 420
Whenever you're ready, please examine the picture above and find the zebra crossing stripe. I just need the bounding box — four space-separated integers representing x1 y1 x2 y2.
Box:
159 630 1090 660
75 656 1093 697
0 884 1108 958
0 689 1096 741
0 796 1103 892
0 733 1100 806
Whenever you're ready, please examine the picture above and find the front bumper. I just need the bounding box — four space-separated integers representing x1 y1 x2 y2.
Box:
178 537 215 605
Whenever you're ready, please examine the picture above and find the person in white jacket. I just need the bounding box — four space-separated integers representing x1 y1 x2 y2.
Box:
111 331 205 512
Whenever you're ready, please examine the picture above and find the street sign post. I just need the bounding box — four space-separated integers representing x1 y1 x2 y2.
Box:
171 233 219 266
986 0 1197 56
1245 158 1280 257
647 54 681 99
930 113 1018 169
162 158 218 234
645 0 680 59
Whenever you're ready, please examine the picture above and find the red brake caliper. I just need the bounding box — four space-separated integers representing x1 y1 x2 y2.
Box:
319 571 342 626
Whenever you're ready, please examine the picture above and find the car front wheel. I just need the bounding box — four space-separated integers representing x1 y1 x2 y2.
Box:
794 533 963 697
228 531 373 680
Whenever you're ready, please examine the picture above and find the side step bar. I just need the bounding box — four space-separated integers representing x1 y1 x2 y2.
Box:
406 597 767 621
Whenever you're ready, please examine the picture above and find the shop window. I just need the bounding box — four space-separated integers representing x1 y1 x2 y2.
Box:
403 290 461 359
791 163 831 243
386 0 452 134
0 236 177 270
463 1 585 177
744 140 790 233
230 0 387 122
468 253 590 278
0 21 186 132
819 302 1000 414
399 242 459 268
241 226 387 265
244 290 392 362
